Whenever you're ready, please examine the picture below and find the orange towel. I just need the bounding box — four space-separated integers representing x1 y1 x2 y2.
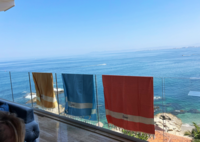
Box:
102 75 155 135
32 73 58 108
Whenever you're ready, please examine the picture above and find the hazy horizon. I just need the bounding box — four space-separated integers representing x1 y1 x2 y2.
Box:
0 46 199 62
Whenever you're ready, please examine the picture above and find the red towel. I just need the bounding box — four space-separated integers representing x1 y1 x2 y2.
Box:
102 75 155 135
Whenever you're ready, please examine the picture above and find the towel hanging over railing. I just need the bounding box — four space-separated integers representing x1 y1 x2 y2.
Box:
62 74 97 120
32 73 58 108
102 75 155 135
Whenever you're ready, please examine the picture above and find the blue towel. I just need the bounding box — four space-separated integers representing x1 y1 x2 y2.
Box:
62 74 97 120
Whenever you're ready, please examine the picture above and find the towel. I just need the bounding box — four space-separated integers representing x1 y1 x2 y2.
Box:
32 73 58 108
62 74 97 120
102 75 155 135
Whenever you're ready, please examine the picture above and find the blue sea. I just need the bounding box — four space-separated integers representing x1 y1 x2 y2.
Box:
0 47 200 128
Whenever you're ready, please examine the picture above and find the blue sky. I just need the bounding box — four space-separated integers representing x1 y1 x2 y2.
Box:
0 0 200 60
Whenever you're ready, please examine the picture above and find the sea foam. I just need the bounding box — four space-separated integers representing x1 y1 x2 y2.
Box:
154 96 162 100
182 123 192 127
25 93 36 99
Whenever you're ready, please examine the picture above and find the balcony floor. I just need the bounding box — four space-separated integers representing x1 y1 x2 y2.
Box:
34 114 133 142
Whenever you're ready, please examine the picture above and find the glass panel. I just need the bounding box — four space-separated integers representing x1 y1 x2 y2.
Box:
151 77 165 142
3 71 200 142
55 73 65 116
189 77 200 96
163 77 195 142
11 72 32 107
29 72 37 108
0 71 13 101
96 74 108 129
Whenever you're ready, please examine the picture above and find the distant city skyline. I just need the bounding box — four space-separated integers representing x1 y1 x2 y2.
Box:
1 0 200 60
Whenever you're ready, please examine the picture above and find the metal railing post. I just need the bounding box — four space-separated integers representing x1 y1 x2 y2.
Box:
162 77 165 142
9 72 14 102
28 72 33 107
95 75 100 127
55 73 60 115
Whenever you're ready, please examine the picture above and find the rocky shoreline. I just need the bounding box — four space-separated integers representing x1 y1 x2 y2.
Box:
154 113 182 135
154 112 195 140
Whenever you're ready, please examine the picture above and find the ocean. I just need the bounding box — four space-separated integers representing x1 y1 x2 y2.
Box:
0 47 200 128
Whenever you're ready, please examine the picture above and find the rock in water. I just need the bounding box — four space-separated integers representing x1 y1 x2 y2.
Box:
58 104 65 114
159 114 171 120
154 113 182 135
26 97 37 104
111 128 122 133
96 122 103 127
54 88 64 95
188 109 200 113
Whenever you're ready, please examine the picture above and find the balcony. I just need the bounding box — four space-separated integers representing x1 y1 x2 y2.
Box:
34 112 136 142
1 71 200 142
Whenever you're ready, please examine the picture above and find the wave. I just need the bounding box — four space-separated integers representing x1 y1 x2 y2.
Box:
182 123 192 127
97 64 106 66
25 93 36 99
154 96 162 100
81 63 106 67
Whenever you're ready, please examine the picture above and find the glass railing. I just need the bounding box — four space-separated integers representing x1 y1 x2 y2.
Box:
1 71 200 142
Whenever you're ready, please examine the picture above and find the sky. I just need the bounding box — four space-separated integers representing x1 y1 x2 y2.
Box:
0 0 200 60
